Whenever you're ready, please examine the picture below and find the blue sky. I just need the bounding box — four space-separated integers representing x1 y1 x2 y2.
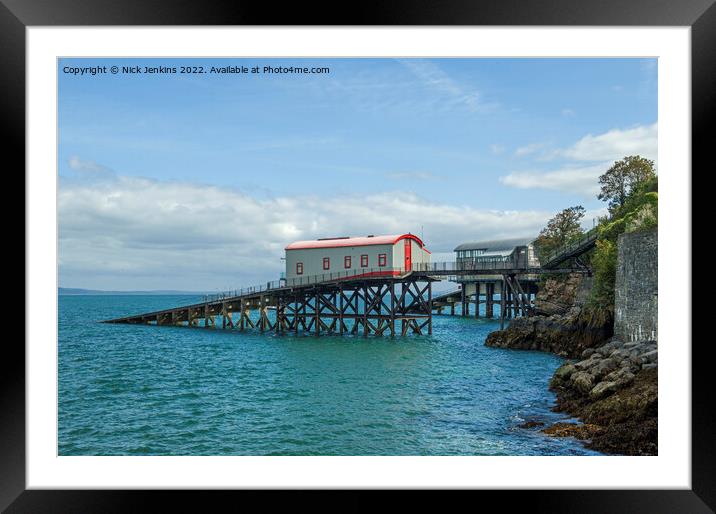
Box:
58 58 657 291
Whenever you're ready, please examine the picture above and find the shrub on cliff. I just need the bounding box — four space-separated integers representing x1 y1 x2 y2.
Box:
590 239 618 306
589 174 658 309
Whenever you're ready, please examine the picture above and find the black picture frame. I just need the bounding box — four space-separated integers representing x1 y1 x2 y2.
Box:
4 0 710 511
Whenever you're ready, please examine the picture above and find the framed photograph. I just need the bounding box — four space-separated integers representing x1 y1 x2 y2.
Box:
7 0 710 510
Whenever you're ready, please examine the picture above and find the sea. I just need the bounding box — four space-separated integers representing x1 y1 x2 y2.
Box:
58 294 602 456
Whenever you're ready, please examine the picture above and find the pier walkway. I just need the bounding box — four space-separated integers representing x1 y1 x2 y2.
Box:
104 256 585 335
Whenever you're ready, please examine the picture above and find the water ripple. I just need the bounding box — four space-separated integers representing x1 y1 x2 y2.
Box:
58 295 601 456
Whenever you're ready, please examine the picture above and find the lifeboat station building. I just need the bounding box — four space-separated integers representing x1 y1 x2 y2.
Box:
454 236 539 270
284 233 431 285
451 236 539 318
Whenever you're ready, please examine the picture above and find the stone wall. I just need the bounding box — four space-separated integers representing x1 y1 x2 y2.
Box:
614 228 658 342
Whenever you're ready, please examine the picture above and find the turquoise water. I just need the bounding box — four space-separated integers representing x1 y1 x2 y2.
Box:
58 295 600 456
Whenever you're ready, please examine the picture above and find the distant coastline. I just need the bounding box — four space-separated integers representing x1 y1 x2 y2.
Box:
59 287 207 296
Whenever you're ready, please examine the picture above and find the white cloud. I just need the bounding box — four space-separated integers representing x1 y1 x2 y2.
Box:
500 162 608 197
561 108 575 117
500 123 657 195
67 156 116 178
490 144 505 154
398 59 496 113
514 143 544 157
559 123 657 163
59 172 553 290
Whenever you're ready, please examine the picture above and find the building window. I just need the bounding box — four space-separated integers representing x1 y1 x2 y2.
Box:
361 254 368 267
323 257 330 270
296 262 303 275
344 255 352 269
378 253 387 267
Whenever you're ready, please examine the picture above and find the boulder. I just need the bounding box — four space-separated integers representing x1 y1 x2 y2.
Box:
581 348 596 359
590 358 618 380
574 354 601 370
639 350 658 364
604 367 636 388
610 349 632 361
590 380 618 399
519 420 545 429
553 363 577 381
596 339 624 356
571 371 595 394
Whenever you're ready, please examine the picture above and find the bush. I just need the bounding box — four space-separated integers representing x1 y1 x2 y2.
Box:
588 182 657 309
590 239 618 306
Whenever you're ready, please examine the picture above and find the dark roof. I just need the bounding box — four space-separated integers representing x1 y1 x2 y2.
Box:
453 236 535 252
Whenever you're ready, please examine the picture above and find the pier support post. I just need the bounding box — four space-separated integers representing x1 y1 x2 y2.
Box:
500 276 506 330
204 304 214 328
461 285 467 317
390 281 396 337
363 285 369 337
486 283 494 318
427 280 433 335
339 286 345 335
276 296 282 333
474 282 480 318
291 296 299 333
221 303 233 329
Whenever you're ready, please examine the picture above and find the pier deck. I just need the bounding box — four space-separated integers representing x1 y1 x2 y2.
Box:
104 261 585 335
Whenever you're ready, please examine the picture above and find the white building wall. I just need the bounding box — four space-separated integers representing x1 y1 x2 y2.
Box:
285 237 432 283
285 243 396 281
391 238 431 270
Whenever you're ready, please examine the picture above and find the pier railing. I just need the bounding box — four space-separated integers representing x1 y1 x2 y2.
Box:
203 267 405 302
540 227 599 269
201 259 548 303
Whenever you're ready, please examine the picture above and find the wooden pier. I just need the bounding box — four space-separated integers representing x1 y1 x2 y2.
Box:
432 276 538 329
105 274 436 337
104 257 585 336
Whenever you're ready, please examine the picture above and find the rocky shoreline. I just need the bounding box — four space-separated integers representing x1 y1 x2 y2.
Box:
547 339 657 455
485 274 658 455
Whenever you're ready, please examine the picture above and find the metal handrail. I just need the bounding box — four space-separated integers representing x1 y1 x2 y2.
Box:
540 227 599 266
201 259 548 303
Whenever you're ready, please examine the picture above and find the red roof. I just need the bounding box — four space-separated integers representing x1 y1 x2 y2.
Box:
285 233 426 251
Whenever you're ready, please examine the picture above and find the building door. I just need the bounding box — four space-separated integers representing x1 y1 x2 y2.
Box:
404 240 412 270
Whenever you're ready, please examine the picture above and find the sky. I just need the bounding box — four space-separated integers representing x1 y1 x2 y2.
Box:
58 57 657 292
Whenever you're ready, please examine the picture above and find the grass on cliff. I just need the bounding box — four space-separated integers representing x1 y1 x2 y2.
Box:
588 176 658 309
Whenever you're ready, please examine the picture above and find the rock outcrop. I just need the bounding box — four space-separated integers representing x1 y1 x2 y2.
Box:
485 273 612 358
546 339 657 455
484 305 613 358
533 273 586 316
484 272 657 455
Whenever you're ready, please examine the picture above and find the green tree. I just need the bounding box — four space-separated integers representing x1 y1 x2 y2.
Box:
534 205 586 258
598 155 656 214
